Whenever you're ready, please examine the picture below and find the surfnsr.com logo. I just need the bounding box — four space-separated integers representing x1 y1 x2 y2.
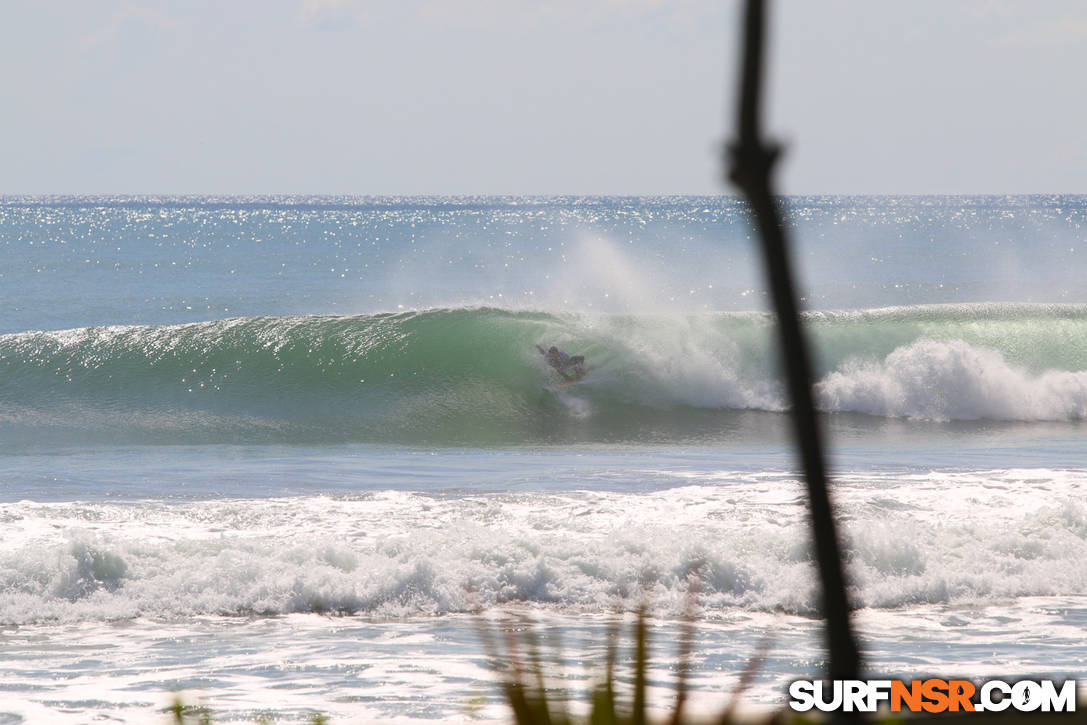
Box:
789 679 1077 713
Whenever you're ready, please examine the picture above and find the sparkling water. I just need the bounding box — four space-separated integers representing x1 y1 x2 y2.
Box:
1 196 1085 722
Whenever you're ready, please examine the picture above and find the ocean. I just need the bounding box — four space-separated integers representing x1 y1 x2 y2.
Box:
1 195 1084 722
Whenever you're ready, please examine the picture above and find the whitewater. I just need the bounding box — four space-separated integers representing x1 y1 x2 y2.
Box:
0 195 1085 723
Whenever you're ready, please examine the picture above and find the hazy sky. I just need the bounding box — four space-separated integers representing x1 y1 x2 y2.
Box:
2 1 1085 195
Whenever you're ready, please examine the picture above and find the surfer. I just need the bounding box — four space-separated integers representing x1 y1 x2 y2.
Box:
536 344 586 382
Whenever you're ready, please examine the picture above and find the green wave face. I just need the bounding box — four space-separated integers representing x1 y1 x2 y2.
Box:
2 304 1085 445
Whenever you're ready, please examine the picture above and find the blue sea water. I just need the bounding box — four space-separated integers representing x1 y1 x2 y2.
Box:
0 196 1085 722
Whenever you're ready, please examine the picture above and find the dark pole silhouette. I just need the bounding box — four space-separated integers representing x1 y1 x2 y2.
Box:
725 0 862 696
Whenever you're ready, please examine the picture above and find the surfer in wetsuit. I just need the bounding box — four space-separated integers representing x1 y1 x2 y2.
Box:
536 344 586 382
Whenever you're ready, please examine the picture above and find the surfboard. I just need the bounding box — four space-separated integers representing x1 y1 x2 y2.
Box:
543 379 581 393
542 367 590 392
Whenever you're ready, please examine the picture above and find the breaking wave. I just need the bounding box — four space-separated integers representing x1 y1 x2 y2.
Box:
1 303 1084 445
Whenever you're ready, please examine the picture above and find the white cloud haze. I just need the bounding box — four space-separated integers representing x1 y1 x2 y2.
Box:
0 0 1084 194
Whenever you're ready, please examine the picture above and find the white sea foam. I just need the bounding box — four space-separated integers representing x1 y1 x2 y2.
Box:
817 338 1087 421
3 468 1086 625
